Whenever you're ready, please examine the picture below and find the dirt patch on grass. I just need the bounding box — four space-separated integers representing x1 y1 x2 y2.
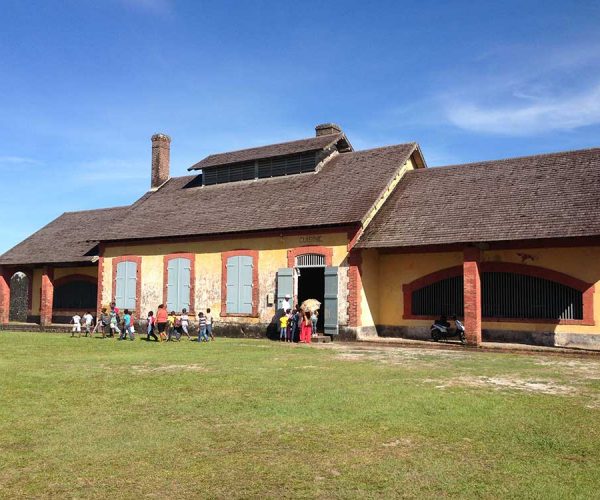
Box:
130 364 209 373
425 376 576 395
328 344 474 365
533 358 600 380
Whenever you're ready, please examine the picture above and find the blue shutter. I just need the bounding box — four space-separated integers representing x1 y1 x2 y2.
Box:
167 258 179 311
324 266 339 335
180 258 191 312
115 262 126 309
125 261 137 310
226 256 240 313
239 256 253 314
277 268 293 310
167 257 192 312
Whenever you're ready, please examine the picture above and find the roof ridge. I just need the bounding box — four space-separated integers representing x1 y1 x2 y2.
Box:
353 142 417 155
62 205 129 215
427 146 600 171
200 133 342 160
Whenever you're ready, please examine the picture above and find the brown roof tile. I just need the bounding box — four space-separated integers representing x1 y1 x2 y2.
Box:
188 133 349 170
356 147 600 248
103 143 419 241
0 206 128 266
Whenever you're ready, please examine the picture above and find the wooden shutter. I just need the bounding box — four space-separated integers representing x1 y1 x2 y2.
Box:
167 257 191 312
239 256 254 314
324 266 339 335
226 256 240 313
277 268 293 310
115 262 127 309
125 261 137 310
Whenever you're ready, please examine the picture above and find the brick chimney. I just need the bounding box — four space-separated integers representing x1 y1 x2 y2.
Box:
151 133 171 189
315 123 342 136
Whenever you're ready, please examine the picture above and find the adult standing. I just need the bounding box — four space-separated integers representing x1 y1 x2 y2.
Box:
300 311 312 344
281 294 291 313
156 304 168 341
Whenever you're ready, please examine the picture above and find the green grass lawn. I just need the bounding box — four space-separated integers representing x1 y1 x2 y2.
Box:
1 332 599 499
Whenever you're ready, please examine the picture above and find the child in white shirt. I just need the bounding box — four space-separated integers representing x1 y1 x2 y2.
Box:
82 311 94 337
71 314 82 337
180 308 191 340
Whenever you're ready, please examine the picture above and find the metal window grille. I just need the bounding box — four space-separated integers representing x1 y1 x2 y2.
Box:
482 272 582 320
410 272 583 320
296 254 326 268
411 276 464 316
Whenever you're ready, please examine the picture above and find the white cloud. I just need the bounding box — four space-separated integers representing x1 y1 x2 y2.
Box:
0 156 40 165
446 83 600 135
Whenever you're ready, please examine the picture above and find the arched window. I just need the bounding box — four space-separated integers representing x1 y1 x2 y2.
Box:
53 278 97 310
406 265 589 322
9 271 30 321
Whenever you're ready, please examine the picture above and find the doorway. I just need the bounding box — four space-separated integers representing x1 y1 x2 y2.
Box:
297 267 325 332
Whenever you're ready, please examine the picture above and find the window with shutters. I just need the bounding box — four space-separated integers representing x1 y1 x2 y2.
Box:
221 250 259 316
164 255 194 312
114 259 139 311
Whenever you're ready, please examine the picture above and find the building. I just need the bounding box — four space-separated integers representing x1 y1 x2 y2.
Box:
1 124 600 349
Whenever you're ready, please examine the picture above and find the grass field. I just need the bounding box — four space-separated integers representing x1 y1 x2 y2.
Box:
0 332 599 499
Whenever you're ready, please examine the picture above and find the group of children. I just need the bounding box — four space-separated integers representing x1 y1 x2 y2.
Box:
279 307 318 343
70 302 215 343
146 305 214 342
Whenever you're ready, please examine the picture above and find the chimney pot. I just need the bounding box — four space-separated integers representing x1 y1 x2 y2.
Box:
315 123 342 137
151 133 171 189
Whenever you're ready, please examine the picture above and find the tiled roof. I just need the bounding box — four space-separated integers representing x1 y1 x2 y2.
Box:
0 207 127 266
102 143 419 241
356 148 600 248
188 133 350 170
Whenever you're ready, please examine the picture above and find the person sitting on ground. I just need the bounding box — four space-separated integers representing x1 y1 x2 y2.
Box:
71 313 82 338
197 311 208 342
180 308 191 340
146 310 158 341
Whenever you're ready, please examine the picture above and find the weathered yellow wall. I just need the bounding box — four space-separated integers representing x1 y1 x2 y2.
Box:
31 269 42 314
375 246 600 334
100 258 113 310
54 266 97 281
360 249 380 328
103 232 350 323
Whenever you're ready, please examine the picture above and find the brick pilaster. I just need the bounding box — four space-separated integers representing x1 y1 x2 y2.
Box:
0 268 10 325
40 267 54 326
463 247 482 346
347 250 362 327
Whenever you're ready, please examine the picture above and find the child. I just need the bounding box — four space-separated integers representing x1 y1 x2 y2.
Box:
287 308 297 342
167 311 179 341
311 310 318 337
146 311 158 341
92 308 108 337
82 311 94 337
197 311 208 342
279 310 290 341
119 309 134 340
108 305 120 338
180 308 191 340
71 313 82 337
301 311 312 343
205 308 214 340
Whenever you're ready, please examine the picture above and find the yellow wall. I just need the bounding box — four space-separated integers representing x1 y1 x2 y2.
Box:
54 266 97 281
359 248 380 328
103 232 350 323
372 246 600 335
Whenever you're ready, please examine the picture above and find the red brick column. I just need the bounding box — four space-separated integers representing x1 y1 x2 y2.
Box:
0 268 10 325
40 267 54 326
463 247 482 346
347 250 362 327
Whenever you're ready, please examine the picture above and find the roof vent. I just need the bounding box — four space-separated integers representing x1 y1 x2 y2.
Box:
315 123 342 137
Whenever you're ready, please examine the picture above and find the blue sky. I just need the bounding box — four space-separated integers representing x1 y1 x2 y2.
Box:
1 0 600 254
